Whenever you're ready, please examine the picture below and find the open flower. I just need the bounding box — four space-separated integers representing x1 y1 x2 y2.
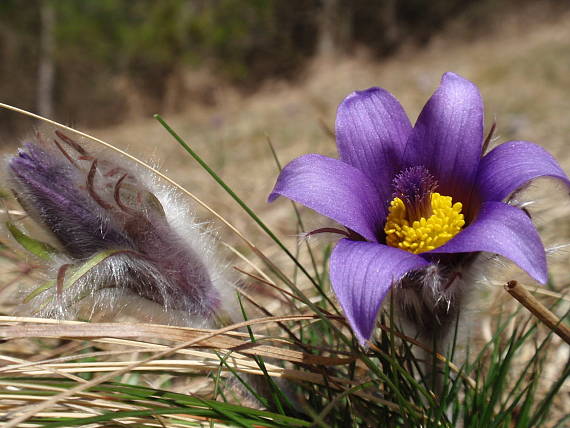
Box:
269 72 570 344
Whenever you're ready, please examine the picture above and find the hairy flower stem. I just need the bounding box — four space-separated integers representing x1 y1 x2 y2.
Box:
393 254 478 395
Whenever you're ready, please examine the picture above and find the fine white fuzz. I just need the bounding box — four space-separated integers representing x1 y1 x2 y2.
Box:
6 127 238 327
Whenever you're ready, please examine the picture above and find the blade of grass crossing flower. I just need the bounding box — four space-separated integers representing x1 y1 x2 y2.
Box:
0 103 331 325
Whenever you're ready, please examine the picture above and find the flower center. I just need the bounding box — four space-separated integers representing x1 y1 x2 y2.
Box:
384 166 465 254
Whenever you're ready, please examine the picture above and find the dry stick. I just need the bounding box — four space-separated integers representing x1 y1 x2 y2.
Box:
505 280 570 344
0 355 87 384
0 349 145 374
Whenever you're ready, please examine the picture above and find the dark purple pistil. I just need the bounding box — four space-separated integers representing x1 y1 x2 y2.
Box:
392 166 438 222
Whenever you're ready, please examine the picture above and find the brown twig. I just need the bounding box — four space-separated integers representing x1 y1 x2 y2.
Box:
505 281 570 344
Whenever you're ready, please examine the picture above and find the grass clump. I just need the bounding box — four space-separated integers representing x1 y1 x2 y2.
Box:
0 112 567 427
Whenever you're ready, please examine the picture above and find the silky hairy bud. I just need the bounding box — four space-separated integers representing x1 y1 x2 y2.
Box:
7 128 234 326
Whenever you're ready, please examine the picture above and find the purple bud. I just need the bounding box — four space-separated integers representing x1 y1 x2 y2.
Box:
10 142 131 258
7 130 227 324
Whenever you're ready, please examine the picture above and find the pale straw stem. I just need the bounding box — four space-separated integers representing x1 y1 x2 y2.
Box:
505 280 570 344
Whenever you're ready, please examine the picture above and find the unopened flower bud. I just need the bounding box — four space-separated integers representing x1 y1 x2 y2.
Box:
7 129 233 326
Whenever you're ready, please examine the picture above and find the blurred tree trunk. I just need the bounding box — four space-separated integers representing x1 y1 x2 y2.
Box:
318 0 352 57
379 0 399 54
37 0 55 118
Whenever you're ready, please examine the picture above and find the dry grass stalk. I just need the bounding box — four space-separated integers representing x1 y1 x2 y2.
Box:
505 280 570 344
0 316 351 365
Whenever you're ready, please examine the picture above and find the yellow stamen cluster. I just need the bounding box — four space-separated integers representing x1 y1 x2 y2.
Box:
384 193 465 254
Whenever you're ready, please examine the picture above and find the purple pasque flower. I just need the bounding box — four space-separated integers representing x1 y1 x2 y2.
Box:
8 130 224 324
269 72 570 345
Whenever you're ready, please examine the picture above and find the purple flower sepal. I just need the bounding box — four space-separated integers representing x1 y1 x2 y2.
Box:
269 73 570 345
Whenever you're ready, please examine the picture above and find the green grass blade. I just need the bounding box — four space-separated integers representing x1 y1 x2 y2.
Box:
6 221 58 260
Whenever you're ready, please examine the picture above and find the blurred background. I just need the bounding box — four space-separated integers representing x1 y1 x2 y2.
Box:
0 0 567 131
1 0 570 253
1 2 569 423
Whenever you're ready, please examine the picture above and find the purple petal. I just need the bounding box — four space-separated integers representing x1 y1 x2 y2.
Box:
330 239 429 344
430 201 547 283
476 140 570 202
335 87 412 202
403 72 484 201
268 154 384 242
